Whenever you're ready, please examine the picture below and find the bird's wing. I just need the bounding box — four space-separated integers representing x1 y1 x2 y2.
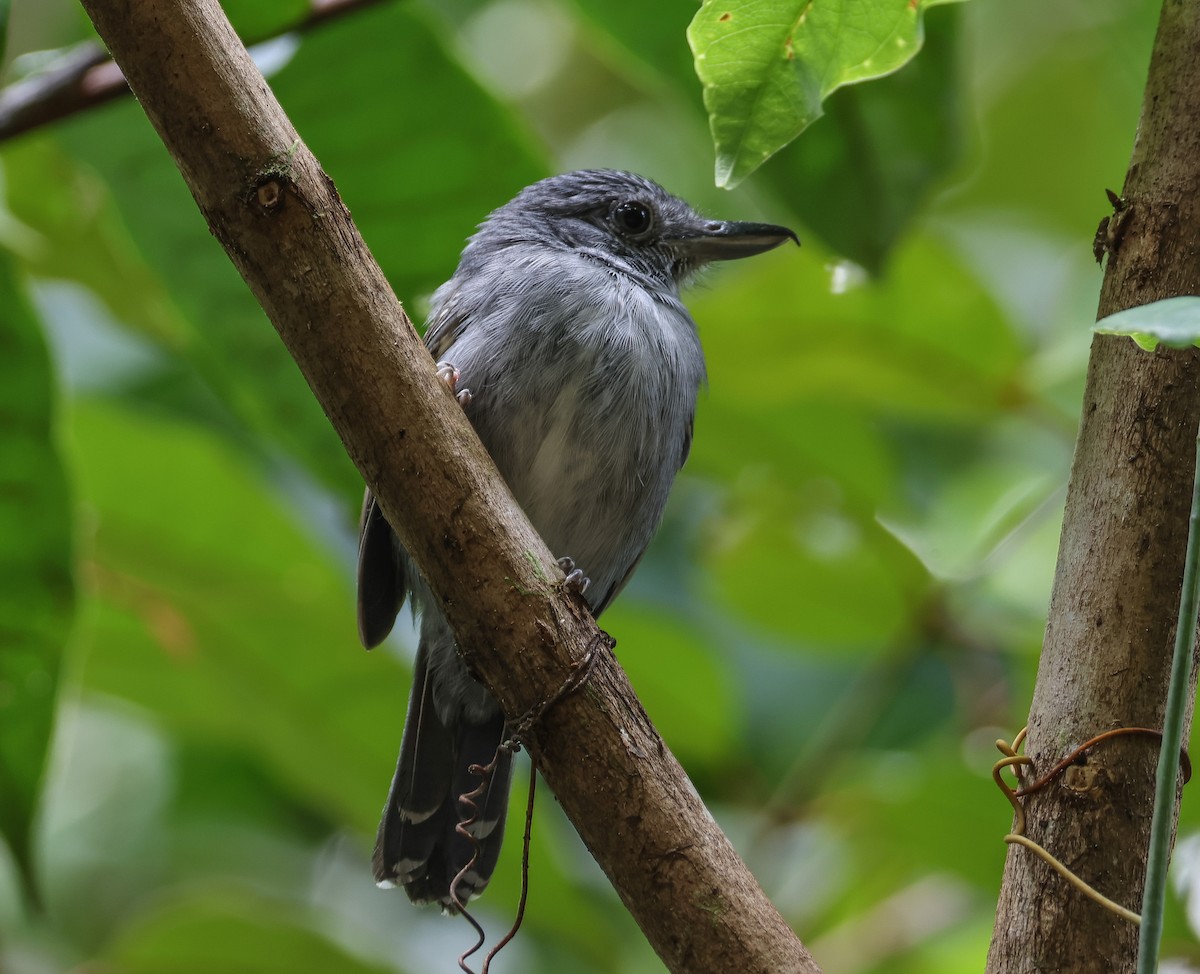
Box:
423 285 473 361
356 489 408 648
679 408 695 468
592 409 695 617
357 283 480 649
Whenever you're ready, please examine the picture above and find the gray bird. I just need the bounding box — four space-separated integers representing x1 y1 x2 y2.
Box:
358 169 796 910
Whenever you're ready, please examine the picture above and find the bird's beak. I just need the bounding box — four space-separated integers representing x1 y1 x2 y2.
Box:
670 221 799 262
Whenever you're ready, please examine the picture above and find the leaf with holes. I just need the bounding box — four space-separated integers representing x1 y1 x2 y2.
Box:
689 0 965 187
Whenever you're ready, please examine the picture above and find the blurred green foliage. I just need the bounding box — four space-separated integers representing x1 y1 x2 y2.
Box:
0 0 1196 972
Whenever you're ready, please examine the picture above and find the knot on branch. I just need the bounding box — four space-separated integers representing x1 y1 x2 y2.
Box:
254 176 285 211
249 139 303 214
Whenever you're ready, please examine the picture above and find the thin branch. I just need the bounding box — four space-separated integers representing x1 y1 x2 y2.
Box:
71 0 822 971
0 0 387 143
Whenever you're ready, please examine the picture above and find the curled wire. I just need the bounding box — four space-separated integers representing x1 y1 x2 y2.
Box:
452 639 601 972
481 769 537 974
453 739 537 974
994 725 1191 926
453 744 511 973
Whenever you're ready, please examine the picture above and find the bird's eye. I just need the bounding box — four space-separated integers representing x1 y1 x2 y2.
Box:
613 200 653 236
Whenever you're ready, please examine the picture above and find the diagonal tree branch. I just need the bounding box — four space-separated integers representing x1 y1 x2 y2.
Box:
986 1 1200 970
72 0 821 971
0 0 385 143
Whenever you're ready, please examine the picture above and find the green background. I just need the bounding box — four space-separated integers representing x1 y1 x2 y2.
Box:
1 1 1195 972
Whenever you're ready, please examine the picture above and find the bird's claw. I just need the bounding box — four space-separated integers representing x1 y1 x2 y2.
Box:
436 361 472 406
557 556 590 595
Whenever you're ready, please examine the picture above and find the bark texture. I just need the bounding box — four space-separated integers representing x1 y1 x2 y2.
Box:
74 1 820 971
986 2 1200 971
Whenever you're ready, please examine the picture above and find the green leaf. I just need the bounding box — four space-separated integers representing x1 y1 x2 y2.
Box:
105 887 399 974
1093 296 1200 351
823 739 1004 891
0 251 72 904
688 0 964 187
70 400 404 832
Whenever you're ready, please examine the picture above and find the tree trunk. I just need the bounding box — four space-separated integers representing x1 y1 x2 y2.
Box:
73 0 821 971
986 1 1200 970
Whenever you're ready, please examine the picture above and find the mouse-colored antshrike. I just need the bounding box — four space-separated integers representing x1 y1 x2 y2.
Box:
358 169 796 910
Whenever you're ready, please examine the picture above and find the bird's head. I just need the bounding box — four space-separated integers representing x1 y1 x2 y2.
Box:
466 169 798 290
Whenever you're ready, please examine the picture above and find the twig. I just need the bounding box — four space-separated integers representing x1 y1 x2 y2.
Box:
0 0 388 143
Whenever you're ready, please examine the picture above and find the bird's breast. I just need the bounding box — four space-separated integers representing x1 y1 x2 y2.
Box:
457 277 704 603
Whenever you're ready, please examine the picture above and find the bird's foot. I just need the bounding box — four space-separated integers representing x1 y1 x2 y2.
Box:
557 556 591 595
436 361 472 406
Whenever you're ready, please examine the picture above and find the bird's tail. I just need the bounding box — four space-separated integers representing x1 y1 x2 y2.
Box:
372 650 513 910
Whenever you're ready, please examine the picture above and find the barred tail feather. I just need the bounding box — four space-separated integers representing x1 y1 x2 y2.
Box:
373 649 513 910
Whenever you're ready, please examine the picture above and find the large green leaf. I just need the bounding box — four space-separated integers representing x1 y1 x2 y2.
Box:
0 251 72 902
701 471 923 648
688 0 964 187
105 887 402 974
821 737 1006 893
70 400 404 832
